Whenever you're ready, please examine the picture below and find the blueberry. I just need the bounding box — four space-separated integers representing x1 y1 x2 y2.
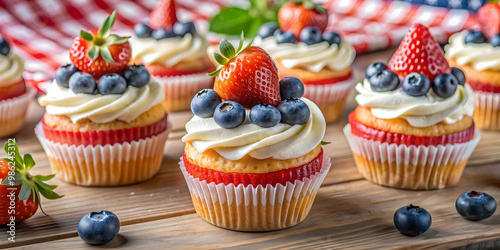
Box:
173 22 196 37
464 30 486 44
190 89 221 118
490 34 500 47
257 22 278 39
0 36 10 56
77 211 120 245
123 65 150 88
55 64 79 88
456 191 497 221
451 67 466 86
432 73 458 98
134 23 153 38
394 204 432 236
213 101 246 128
97 74 128 95
368 69 400 92
277 99 310 125
279 76 304 100
402 73 430 97
300 27 322 45
249 104 281 128
69 72 96 94
152 28 176 40
365 62 388 79
274 29 296 44
322 32 341 46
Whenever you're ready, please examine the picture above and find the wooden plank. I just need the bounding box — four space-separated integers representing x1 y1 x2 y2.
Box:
17 163 500 250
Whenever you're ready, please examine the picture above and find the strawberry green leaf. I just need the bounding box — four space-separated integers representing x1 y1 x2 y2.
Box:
33 174 55 182
219 38 236 59
4 141 23 170
100 47 115 63
236 32 245 52
238 37 254 56
214 53 229 65
18 181 31 201
320 141 331 145
35 180 64 200
0 170 21 186
80 31 94 42
303 0 316 10
207 67 222 77
99 10 117 38
106 35 130 45
23 154 35 171
87 46 99 60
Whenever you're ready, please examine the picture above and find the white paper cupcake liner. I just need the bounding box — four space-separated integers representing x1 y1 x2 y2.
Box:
0 86 35 137
35 122 172 186
343 124 481 190
303 72 355 105
179 153 331 231
473 91 500 130
153 73 214 112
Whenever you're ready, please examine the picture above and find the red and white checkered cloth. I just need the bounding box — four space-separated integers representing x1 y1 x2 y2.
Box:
0 0 480 90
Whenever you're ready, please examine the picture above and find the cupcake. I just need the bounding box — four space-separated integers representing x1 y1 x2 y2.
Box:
0 36 35 137
180 37 330 231
252 0 356 123
344 24 480 190
35 11 171 186
130 0 215 112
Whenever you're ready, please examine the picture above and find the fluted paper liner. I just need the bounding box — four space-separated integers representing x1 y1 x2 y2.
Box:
153 73 214 112
473 91 500 130
343 125 481 190
35 122 171 186
0 86 35 138
179 153 331 231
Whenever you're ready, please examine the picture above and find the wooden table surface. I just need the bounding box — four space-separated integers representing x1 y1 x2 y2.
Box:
2 49 500 250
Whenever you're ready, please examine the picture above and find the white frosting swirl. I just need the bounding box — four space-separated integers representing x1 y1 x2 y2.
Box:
355 79 474 127
445 31 500 71
38 79 164 123
254 36 355 72
0 53 24 87
182 98 326 161
130 34 209 67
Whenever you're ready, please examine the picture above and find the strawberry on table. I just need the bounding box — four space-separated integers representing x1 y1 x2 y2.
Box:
278 0 328 38
209 34 281 108
388 23 450 82
0 141 63 225
478 2 500 39
69 10 131 79
149 0 178 30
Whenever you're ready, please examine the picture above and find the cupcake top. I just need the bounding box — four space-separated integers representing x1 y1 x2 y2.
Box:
356 23 474 128
130 0 209 68
444 30 500 71
39 11 164 124
0 37 24 87
182 36 326 160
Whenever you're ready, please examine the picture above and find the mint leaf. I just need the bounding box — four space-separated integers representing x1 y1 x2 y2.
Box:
209 7 254 36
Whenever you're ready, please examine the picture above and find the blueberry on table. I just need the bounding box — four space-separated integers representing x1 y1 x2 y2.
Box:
173 22 196 37
98 73 128 95
214 101 246 128
274 29 296 44
432 73 458 98
134 23 153 38
394 204 432 236
0 36 10 56
300 27 322 45
123 64 150 88
277 99 310 125
77 211 120 245
257 22 278 39
55 64 79 88
191 89 221 118
451 67 466 86
365 62 388 79
402 73 430 97
249 104 281 128
490 34 500 47
455 191 497 221
369 69 400 92
322 32 341 46
69 72 97 94
279 76 304 100
152 28 176 40
464 30 486 44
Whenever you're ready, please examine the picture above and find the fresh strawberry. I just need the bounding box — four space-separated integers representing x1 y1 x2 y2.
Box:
209 34 281 108
148 0 178 30
0 140 63 225
478 3 500 39
388 23 450 82
69 10 131 79
278 0 328 38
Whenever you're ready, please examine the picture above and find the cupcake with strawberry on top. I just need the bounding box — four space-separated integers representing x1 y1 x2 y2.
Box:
36 11 171 186
344 24 480 190
253 0 356 123
131 0 215 112
180 35 330 231
0 36 36 137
